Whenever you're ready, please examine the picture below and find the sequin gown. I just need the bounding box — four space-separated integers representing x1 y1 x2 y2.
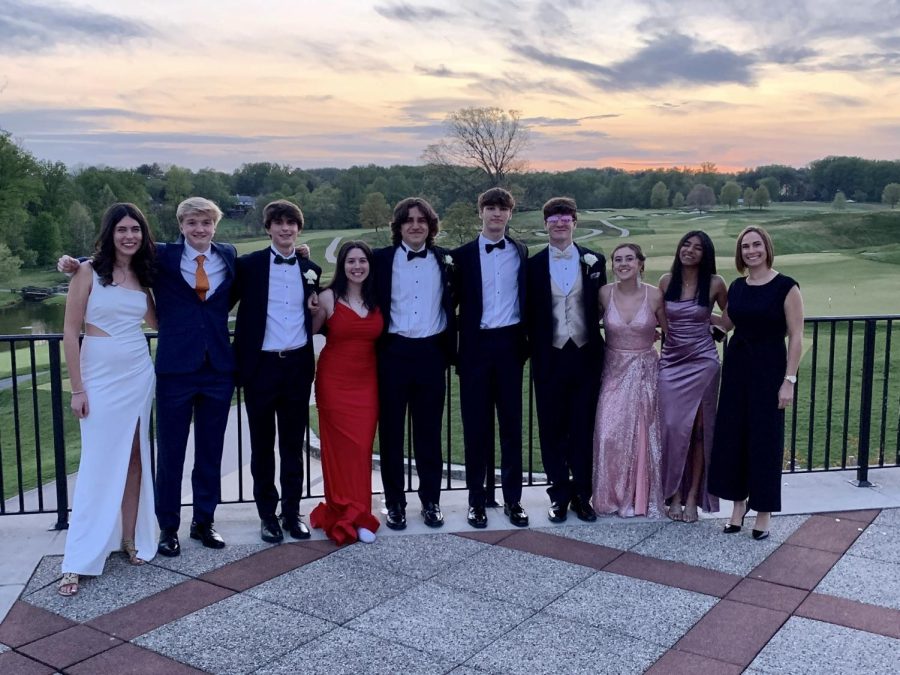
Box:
310 303 383 545
592 285 664 518
658 299 720 513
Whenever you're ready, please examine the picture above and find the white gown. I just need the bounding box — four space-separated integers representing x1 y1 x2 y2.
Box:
61 270 157 575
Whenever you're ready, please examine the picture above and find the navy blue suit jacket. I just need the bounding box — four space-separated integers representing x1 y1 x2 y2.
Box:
153 241 237 375
231 247 321 386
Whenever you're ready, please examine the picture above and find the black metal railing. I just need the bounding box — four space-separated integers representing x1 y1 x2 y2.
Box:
1 315 897 527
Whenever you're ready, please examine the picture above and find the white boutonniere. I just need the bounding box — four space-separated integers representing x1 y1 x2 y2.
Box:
582 253 599 267
443 254 454 268
303 269 318 285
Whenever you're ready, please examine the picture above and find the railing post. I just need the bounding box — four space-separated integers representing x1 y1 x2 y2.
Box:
852 320 876 487
48 338 70 529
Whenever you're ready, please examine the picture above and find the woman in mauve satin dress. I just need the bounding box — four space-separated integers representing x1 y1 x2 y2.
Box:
308 241 383 546
658 231 727 523
592 243 668 518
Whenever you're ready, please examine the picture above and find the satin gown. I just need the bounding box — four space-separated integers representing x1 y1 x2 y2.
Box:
658 298 720 513
310 303 383 545
592 286 664 518
62 271 156 576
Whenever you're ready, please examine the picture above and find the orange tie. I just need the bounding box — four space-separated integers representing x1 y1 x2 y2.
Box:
195 254 209 301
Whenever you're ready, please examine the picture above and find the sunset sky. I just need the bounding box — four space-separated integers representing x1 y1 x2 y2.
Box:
2 0 899 172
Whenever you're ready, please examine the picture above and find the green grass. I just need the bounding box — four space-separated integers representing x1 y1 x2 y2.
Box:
4 202 898 499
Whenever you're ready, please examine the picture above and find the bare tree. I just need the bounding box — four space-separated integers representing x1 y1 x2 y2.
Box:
423 107 530 186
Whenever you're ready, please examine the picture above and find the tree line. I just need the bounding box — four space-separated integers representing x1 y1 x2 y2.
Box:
2 129 900 280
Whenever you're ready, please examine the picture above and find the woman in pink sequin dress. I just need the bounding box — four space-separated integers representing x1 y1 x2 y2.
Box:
592 243 668 518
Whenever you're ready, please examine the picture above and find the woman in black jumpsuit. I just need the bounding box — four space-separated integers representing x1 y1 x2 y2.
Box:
709 226 804 539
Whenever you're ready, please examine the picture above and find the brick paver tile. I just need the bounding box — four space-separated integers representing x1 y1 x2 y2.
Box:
725 578 808 613
647 648 744 674
785 514 867 554
0 601 75 648
18 624 121 669
605 551 741 597
200 540 329 591
499 529 622 570
749 544 841 590
67 642 207 674
675 599 789 667
797 592 900 640
0 651 56 674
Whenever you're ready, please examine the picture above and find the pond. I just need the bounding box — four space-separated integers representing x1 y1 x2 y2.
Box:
0 300 66 336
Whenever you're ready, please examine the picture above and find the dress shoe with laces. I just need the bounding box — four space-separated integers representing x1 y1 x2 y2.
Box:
190 521 226 549
467 505 488 528
421 502 444 528
260 517 284 543
504 502 529 527
280 514 311 540
157 529 180 557
570 496 597 522
385 504 407 530
547 501 568 523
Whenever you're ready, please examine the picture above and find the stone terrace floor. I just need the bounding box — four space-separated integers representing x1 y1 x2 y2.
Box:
2 498 900 674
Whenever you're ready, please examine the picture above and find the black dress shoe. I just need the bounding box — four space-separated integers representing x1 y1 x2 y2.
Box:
260 517 284 543
570 496 597 522
157 529 180 557
421 502 444 528
467 505 488 529
504 502 529 527
190 521 226 549
752 529 770 541
547 501 568 523
280 514 311 540
385 504 407 531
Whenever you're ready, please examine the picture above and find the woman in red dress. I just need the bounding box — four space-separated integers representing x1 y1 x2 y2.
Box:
309 241 383 545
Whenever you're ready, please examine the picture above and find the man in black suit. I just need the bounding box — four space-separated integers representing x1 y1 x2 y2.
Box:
526 197 606 523
373 197 456 530
232 199 321 543
452 187 529 528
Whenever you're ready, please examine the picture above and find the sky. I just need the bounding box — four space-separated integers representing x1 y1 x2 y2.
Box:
2 0 899 173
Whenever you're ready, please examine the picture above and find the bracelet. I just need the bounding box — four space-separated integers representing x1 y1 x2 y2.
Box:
71 390 85 395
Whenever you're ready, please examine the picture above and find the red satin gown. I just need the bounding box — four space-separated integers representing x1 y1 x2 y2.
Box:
310 302 383 545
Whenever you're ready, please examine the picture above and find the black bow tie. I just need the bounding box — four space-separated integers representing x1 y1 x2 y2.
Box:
274 254 297 265
485 239 506 253
406 248 428 261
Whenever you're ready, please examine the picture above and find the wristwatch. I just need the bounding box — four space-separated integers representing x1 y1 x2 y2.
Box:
784 375 797 384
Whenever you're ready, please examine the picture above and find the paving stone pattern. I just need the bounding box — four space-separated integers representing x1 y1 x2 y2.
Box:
1 510 899 673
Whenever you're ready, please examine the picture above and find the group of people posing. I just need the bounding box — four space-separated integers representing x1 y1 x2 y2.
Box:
55 189 803 599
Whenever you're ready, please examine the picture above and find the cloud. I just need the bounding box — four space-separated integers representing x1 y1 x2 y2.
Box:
0 0 155 53
414 64 482 79
522 114 620 126
650 99 746 115
514 32 756 91
809 93 868 108
374 3 454 22
0 107 167 133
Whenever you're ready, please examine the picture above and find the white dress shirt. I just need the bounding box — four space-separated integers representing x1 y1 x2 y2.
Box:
389 245 446 337
478 234 520 329
548 243 578 296
181 242 227 298
262 246 307 351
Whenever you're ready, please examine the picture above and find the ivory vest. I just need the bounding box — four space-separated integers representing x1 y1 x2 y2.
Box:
551 271 588 348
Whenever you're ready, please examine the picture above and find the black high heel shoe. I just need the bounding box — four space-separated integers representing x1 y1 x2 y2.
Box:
752 529 770 540
723 502 748 534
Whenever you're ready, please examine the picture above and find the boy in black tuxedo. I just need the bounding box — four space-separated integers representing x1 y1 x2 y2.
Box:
452 188 529 528
526 197 605 523
232 200 320 543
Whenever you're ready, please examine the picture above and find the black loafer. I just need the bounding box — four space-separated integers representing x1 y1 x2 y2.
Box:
280 514 311 540
421 502 444 528
504 502 529 527
260 517 284 543
467 505 488 529
570 496 597 522
385 504 407 531
547 501 568 523
157 529 180 557
190 521 226 549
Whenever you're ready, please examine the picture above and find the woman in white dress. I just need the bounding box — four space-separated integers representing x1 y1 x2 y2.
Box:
59 203 158 596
